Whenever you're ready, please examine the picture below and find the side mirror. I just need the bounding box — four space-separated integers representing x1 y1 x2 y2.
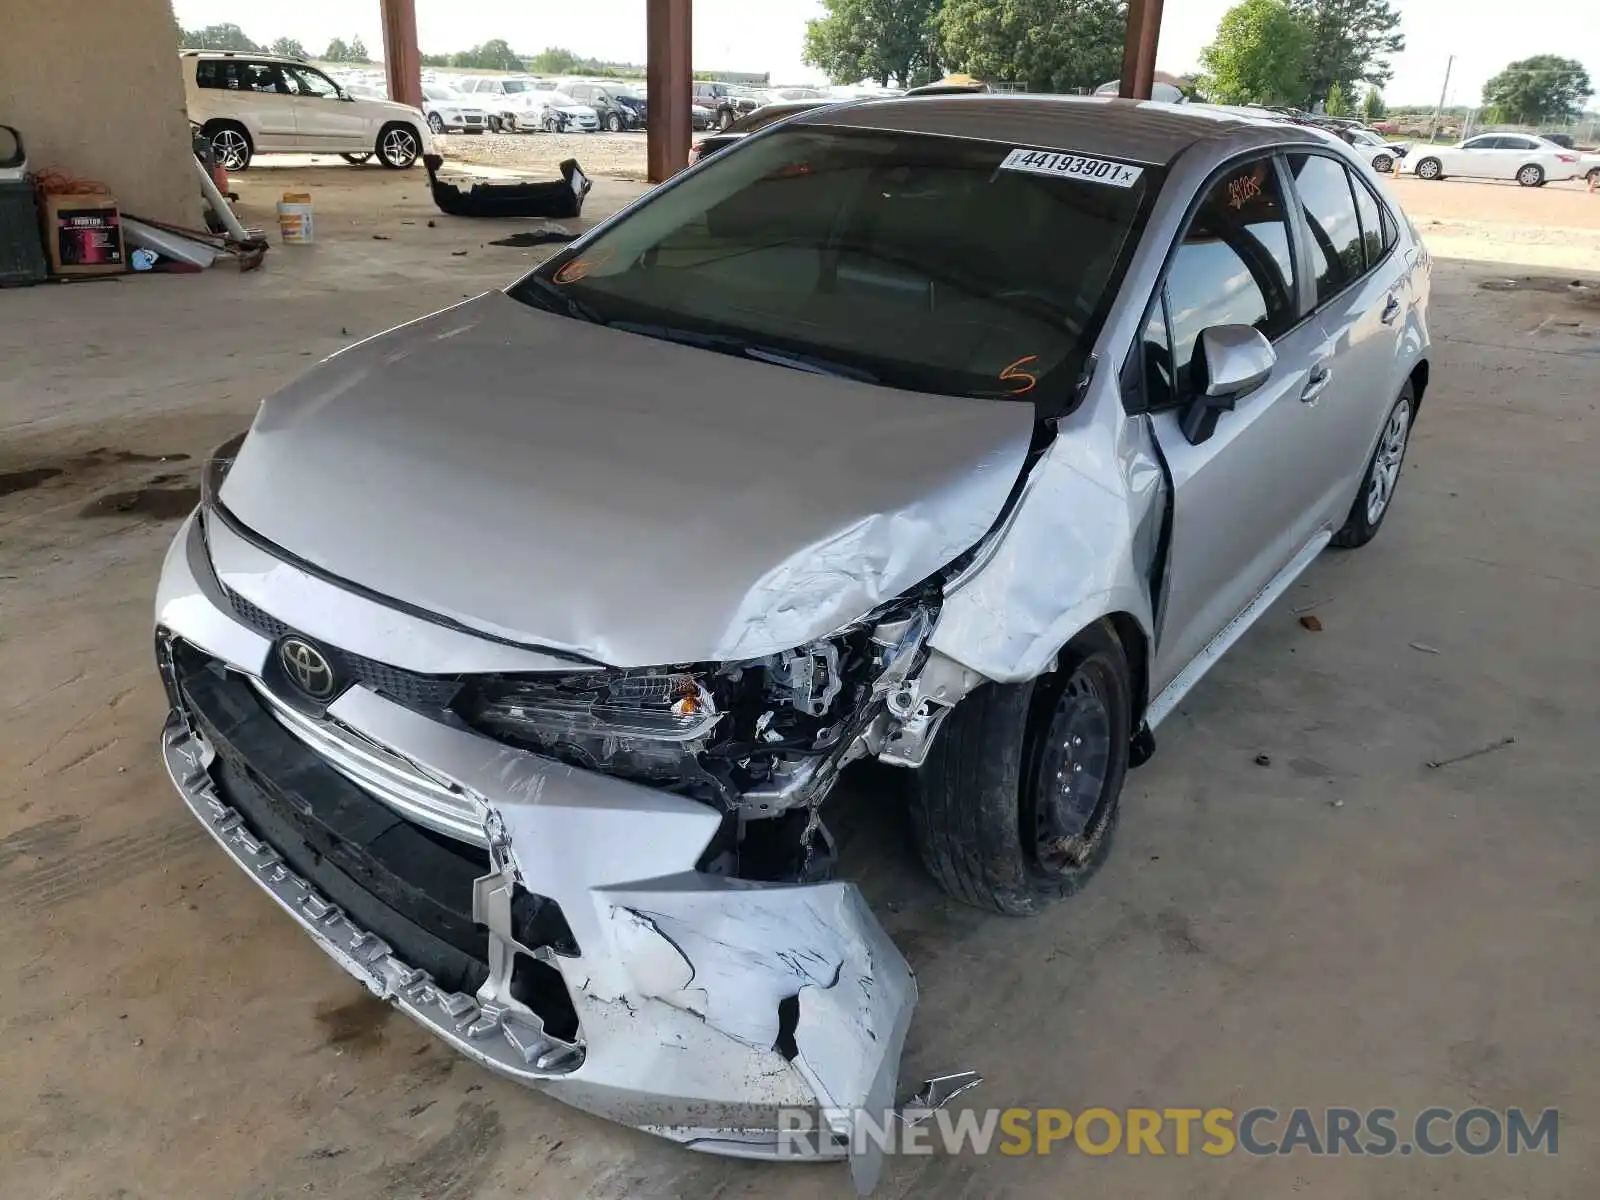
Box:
1179 325 1276 445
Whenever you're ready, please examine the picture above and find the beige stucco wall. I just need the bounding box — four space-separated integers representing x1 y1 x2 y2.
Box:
0 0 200 227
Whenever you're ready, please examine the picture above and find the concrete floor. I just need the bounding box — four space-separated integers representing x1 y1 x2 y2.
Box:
1 167 1597 1199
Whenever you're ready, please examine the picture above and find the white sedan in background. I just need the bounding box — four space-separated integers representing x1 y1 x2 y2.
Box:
1402 133 1585 187
1343 127 1412 173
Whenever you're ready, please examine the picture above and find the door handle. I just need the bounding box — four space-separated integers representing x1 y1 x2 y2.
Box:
1380 294 1402 325
1302 365 1333 404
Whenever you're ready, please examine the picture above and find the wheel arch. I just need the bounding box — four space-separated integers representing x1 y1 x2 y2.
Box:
1409 359 1431 412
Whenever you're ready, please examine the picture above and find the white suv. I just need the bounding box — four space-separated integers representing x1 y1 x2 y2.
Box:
182 51 432 170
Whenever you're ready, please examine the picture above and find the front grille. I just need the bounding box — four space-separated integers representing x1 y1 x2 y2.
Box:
222 583 463 710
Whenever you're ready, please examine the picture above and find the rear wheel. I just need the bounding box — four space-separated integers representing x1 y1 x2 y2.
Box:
205 121 252 172
1373 153 1395 173
1333 383 1415 549
1414 156 1442 180
1517 163 1545 188
911 622 1130 916
1588 167 1600 187
377 123 420 169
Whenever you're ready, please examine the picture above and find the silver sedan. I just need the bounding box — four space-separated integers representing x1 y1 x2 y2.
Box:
154 95 1430 1188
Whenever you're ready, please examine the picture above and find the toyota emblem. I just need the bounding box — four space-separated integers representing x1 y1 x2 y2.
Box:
278 637 337 700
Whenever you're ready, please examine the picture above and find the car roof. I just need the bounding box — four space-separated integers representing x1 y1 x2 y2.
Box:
799 94 1318 166
181 50 307 64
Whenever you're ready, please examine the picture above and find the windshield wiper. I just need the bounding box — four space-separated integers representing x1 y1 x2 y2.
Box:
609 321 879 384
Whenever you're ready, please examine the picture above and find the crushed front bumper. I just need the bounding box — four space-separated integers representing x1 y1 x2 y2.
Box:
155 511 916 1189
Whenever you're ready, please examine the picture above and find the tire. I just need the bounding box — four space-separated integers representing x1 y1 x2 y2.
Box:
911 621 1131 916
544 115 560 134
1414 156 1442 181
488 115 504 133
1517 163 1545 188
204 121 252 172
1588 168 1600 187
340 152 373 165
377 123 420 169
427 112 446 134
1333 382 1416 549
717 108 735 131
606 112 623 133
1373 154 1394 173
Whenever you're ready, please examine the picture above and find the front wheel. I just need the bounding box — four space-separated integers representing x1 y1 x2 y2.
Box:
487 115 504 133
1414 157 1442 181
605 112 623 133
912 622 1130 916
717 108 735 131
1333 383 1415 549
1373 154 1395 173
1517 163 1545 188
427 112 446 134
377 123 420 169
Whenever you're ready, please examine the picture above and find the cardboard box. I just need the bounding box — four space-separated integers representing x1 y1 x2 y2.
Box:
41 191 125 276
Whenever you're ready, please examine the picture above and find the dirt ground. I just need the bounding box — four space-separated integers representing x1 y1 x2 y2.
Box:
1 158 1597 1200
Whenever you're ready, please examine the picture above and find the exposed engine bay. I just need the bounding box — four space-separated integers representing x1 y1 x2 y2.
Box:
455 592 944 884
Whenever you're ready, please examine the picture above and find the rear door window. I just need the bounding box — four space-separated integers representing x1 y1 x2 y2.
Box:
1162 156 1299 396
1287 153 1365 303
1348 173 1387 271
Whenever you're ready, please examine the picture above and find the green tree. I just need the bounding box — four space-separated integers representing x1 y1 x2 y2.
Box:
803 0 943 87
270 37 308 59
324 37 350 62
349 35 370 62
419 52 452 68
1290 0 1404 108
530 47 582 74
1197 0 1311 106
938 0 1127 93
181 23 262 51
453 39 523 71
1324 81 1347 115
1362 87 1385 119
1481 55 1593 124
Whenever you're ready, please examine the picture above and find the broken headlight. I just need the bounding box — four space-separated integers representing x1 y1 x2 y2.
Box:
461 671 721 785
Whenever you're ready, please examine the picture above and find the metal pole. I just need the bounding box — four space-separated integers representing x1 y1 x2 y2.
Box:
1119 0 1166 100
378 0 422 109
647 0 693 183
1428 55 1453 144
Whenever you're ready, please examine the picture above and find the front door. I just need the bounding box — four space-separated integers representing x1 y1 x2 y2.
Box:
1143 155 1338 693
284 65 369 150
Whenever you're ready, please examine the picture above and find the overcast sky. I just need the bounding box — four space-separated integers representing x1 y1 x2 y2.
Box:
171 0 1598 107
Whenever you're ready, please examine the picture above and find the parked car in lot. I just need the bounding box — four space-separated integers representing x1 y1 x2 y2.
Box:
692 80 759 129
156 96 1429 1181
691 102 716 130
687 99 832 163
421 84 487 135
565 82 641 131
455 75 545 132
1342 126 1411 172
1401 132 1585 186
527 91 600 133
182 50 432 170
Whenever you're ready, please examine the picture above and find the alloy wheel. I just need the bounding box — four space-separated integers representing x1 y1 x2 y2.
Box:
381 127 419 168
1417 159 1440 180
1518 165 1543 187
428 112 445 134
212 129 249 171
1374 154 1394 173
1366 398 1413 525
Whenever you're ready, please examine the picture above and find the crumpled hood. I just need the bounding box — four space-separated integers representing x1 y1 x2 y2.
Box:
221 291 1033 667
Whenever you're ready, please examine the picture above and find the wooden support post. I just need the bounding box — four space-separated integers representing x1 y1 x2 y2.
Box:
647 0 693 182
379 0 422 109
1118 0 1165 100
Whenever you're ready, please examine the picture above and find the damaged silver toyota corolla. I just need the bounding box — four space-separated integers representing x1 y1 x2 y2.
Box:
155 97 1430 1189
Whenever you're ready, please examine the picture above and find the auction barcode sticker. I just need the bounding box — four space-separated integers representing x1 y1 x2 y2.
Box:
998 149 1144 188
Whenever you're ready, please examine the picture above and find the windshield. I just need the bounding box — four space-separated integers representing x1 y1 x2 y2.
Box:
510 126 1157 405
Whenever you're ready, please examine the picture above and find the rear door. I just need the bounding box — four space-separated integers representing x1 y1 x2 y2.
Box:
1284 152 1412 527
1142 154 1339 690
